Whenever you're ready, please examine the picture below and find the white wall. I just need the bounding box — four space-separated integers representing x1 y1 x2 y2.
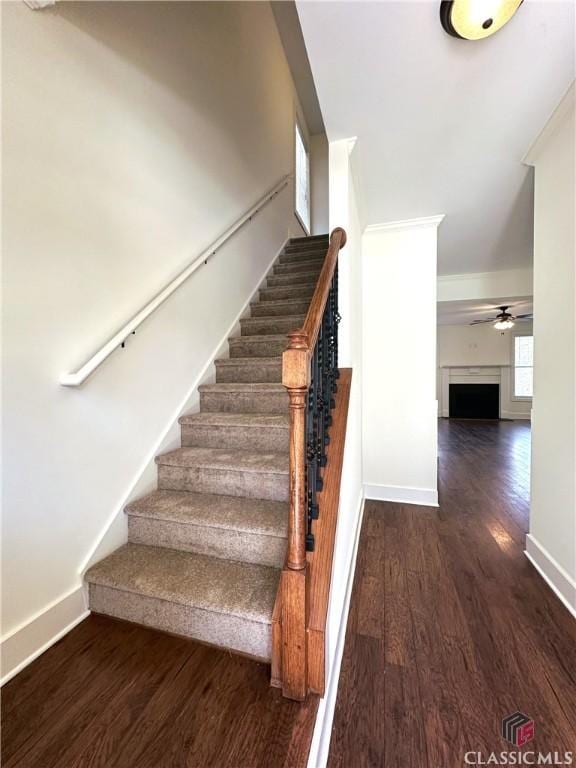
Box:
362 218 441 507
307 137 364 768
437 323 533 419
1 0 310 680
524 83 576 615
310 133 329 235
438 269 534 303
439 324 518 367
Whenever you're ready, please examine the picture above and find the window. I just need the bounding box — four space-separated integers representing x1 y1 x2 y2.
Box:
295 121 310 234
513 334 533 398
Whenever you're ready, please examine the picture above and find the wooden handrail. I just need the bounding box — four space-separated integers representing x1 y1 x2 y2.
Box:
277 226 347 700
302 227 347 350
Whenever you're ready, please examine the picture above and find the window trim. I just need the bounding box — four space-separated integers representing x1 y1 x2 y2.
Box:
511 330 534 402
294 118 310 236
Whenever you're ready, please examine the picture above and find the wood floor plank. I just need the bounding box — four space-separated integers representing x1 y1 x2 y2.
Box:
383 663 428 768
2 618 141 765
1 613 107 719
1 616 317 768
328 419 576 766
328 635 386 768
4 622 169 768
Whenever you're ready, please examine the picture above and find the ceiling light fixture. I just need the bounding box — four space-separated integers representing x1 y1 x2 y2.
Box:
493 318 515 330
440 0 523 40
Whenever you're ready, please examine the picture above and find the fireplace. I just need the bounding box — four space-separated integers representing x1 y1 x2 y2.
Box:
449 383 500 419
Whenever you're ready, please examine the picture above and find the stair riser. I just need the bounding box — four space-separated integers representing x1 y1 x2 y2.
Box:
181 423 288 451
240 317 304 336
259 285 315 302
267 272 319 287
250 299 310 317
128 517 286 569
158 465 288 502
89 584 272 660
229 338 287 358
200 389 288 414
273 261 322 276
215 361 281 383
280 249 327 262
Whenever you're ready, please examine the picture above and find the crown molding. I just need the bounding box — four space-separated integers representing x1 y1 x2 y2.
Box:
364 214 445 234
438 267 533 285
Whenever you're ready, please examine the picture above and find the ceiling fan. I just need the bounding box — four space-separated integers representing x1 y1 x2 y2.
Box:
470 305 533 330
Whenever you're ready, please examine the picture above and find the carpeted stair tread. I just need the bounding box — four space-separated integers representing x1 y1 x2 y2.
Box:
199 382 286 394
126 490 288 538
214 355 281 366
240 314 306 335
259 284 316 302
250 298 310 316
273 259 323 275
155 446 288 475
279 251 326 265
179 412 289 429
228 335 289 358
229 334 288 345
180 411 288 449
86 544 279 625
276 248 326 266
267 272 320 287
289 234 328 245
214 356 282 383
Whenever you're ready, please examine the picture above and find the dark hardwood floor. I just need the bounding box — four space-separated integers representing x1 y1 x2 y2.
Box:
1 614 317 768
4 419 575 768
328 419 576 767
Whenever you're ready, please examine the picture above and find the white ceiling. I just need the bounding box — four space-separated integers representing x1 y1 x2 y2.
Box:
437 297 533 325
296 1 575 275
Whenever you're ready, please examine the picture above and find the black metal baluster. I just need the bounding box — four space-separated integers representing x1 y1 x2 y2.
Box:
334 260 341 381
304 255 340 552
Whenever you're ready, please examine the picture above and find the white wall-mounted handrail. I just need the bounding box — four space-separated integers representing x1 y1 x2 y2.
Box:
60 174 292 387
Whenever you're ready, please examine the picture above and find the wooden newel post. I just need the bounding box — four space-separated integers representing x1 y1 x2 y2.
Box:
281 330 310 700
286 387 307 570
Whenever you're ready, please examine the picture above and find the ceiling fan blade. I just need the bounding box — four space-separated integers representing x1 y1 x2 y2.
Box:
470 319 496 325
515 314 533 319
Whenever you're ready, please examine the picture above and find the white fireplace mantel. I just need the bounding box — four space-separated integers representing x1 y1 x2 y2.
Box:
439 365 529 420
440 364 511 368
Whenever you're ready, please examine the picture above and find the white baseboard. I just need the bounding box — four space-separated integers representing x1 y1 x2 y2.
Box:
525 534 576 620
364 483 438 507
1 585 89 686
307 491 365 768
501 411 531 421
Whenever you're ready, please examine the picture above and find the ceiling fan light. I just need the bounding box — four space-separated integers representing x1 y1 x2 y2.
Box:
494 319 514 330
440 0 523 41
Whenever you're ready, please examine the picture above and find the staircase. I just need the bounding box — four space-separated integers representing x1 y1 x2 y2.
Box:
85 234 329 662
